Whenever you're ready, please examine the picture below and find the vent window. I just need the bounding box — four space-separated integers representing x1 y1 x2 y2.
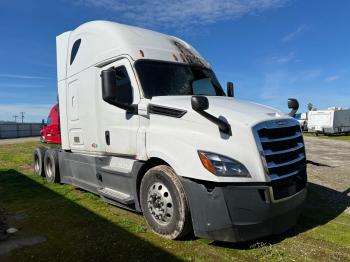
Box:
70 39 81 65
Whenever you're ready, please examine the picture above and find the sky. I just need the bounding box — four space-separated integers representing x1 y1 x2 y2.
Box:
0 0 349 122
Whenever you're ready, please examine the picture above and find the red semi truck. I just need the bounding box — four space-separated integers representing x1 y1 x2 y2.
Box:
40 103 61 144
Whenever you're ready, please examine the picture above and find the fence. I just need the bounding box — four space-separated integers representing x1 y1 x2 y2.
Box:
0 123 42 139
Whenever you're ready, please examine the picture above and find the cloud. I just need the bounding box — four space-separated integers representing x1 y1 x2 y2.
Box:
290 69 321 83
281 24 307 43
76 0 289 29
0 103 52 122
0 84 44 88
269 51 295 64
261 71 287 100
325 75 339 82
261 69 321 101
0 74 51 80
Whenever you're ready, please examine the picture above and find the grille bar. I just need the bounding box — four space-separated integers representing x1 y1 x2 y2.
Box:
260 131 302 143
263 142 304 156
266 154 305 169
269 169 300 180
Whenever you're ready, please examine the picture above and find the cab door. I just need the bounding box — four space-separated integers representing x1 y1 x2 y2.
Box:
100 58 140 156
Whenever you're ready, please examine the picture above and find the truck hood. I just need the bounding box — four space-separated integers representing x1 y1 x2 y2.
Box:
150 96 290 127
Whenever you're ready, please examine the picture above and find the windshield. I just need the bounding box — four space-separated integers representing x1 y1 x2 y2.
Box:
135 60 225 98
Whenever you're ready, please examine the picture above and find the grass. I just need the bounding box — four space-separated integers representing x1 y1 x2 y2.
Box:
0 142 350 261
303 132 350 141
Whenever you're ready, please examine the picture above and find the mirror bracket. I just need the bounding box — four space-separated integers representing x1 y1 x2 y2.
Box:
191 96 232 136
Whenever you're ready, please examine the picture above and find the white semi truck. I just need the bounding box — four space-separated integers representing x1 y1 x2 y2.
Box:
33 21 307 242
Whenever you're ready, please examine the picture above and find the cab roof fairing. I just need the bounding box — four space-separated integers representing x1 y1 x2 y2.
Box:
56 20 211 80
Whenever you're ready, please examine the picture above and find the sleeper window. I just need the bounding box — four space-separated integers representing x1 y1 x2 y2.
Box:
70 39 81 65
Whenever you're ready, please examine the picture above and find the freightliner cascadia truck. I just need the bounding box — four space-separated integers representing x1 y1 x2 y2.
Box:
33 21 307 242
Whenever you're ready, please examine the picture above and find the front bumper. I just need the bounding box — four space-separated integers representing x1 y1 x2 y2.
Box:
182 178 307 242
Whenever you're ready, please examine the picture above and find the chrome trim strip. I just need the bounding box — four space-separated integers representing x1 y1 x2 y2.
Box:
260 131 302 143
263 143 304 156
266 154 305 169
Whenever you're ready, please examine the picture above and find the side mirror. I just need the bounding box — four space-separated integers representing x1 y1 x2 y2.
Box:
191 95 231 135
288 98 299 117
101 68 137 114
41 119 46 127
227 82 234 97
191 96 209 111
101 68 118 102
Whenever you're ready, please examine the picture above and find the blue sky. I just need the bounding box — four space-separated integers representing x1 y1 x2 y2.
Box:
0 0 349 122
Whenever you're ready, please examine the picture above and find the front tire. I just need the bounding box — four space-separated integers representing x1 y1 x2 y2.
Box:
140 165 192 240
44 149 60 183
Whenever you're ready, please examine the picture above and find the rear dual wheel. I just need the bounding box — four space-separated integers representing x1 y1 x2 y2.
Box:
140 165 192 240
33 147 60 183
43 149 60 183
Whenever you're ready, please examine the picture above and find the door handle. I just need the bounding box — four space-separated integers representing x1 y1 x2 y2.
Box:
105 131 110 145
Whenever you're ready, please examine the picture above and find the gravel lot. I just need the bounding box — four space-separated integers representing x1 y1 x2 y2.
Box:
304 136 350 214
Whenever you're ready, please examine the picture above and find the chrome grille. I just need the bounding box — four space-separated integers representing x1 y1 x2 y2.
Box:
253 120 307 181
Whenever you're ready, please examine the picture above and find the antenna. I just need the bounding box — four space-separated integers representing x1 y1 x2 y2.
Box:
20 112 25 123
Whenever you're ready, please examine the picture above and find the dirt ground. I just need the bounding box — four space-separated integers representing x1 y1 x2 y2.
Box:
304 136 350 214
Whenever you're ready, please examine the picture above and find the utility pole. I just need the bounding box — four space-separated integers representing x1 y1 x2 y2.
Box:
20 112 25 123
13 115 18 122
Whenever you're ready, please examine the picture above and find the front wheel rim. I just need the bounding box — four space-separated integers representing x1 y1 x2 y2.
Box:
147 182 174 225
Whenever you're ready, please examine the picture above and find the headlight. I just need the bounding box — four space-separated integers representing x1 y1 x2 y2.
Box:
198 151 251 177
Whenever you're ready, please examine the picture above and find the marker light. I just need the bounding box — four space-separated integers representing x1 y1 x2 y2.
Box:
198 151 251 177
139 50 145 57
172 53 178 61
199 152 216 174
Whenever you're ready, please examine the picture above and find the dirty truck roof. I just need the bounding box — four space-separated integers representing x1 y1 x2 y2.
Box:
56 20 209 80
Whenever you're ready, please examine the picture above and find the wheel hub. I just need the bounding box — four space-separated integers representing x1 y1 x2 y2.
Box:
147 182 173 225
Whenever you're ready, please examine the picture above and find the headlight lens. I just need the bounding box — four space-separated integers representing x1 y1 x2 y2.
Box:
198 151 251 177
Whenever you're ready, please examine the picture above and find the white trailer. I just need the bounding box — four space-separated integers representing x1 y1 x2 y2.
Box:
308 108 350 135
33 21 307 242
295 112 308 131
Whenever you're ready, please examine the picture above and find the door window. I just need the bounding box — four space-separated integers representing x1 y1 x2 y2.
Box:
114 66 133 105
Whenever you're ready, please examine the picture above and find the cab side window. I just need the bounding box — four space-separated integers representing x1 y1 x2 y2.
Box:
114 66 133 105
70 39 81 65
